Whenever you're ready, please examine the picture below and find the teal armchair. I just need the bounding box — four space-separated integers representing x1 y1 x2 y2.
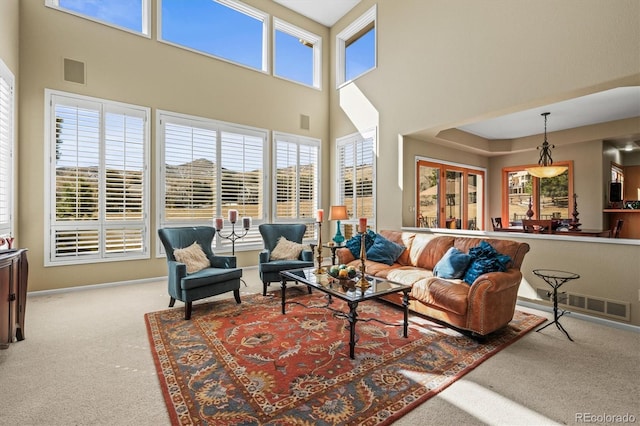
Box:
258 223 314 296
158 226 242 319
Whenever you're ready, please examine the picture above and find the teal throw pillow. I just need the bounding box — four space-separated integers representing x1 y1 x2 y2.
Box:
463 240 511 284
345 229 376 258
366 234 405 265
433 247 472 279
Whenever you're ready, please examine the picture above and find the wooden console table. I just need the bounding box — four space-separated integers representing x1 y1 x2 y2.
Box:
0 249 29 349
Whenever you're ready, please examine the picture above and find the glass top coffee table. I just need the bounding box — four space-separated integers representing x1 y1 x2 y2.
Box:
279 268 411 359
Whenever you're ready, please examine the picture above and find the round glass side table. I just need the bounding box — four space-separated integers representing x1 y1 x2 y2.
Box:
532 269 580 341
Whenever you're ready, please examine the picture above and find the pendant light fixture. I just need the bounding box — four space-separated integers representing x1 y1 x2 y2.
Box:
525 112 568 178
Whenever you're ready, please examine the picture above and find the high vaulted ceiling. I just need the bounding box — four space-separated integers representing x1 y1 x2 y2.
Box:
272 0 361 27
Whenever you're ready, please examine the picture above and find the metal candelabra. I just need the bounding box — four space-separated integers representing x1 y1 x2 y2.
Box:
217 221 249 255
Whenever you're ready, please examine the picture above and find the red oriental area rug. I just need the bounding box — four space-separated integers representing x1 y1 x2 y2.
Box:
145 289 544 425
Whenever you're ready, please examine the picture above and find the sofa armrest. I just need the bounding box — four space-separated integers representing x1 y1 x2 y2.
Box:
466 268 523 334
336 247 356 265
469 268 523 293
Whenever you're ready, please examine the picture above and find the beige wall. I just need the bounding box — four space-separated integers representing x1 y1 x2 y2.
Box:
18 0 330 291
328 0 640 325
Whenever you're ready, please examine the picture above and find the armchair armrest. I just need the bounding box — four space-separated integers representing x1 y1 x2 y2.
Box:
167 260 187 294
210 255 237 269
300 249 314 262
259 249 271 263
336 247 356 265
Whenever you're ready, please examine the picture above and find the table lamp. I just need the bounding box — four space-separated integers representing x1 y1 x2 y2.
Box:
328 205 348 244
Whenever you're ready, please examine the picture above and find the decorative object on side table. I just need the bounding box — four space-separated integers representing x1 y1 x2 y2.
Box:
328 205 348 244
569 193 581 231
314 209 326 274
214 209 251 255
356 217 370 290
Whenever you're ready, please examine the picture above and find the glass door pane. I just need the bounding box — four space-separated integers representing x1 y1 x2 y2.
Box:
417 163 440 228
467 172 483 230
445 170 463 229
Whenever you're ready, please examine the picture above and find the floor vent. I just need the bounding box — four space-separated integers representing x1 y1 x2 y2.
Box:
536 288 630 321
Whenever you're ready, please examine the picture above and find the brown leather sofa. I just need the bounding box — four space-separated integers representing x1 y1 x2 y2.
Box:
335 230 530 337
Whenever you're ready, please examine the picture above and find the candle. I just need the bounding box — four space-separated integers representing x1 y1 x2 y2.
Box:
228 209 238 223
242 217 251 230
359 217 367 233
215 217 223 231
316 209 324 222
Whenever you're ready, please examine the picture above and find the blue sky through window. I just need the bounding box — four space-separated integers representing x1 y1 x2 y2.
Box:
59 0 143 33
346 28 375 81
275 30 313 86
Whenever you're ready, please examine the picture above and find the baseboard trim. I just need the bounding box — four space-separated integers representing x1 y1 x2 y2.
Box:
27 276 168 297
517 300 640 334
27 265 259 297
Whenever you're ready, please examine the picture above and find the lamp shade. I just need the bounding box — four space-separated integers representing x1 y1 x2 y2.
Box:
525 165 568 178
328 205 348 220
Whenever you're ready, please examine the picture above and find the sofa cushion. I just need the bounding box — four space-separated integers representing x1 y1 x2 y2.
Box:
345 229 377 258
463 240 511 284
173 242 210 274
366 233 405 265
379 230 415 266
433 247 472 279
383 266 434 285
411 277 469 316
414 236 455 270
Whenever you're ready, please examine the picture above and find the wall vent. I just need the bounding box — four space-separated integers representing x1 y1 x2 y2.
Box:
300 114 310 130
536 288 630 321
64 58 86 85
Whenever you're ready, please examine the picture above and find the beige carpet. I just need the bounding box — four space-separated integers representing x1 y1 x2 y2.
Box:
0 268 638 425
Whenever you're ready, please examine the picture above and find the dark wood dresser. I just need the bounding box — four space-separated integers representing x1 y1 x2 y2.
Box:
0 249 28 349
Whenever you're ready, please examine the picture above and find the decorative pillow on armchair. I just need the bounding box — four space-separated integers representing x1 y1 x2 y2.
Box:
463 240 511 284
366 234 406 265
433 247 472 279
270 237 306 260
173 242 210 274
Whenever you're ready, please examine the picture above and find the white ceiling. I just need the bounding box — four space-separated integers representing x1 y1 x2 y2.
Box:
458 87 640 140
272 0 361 27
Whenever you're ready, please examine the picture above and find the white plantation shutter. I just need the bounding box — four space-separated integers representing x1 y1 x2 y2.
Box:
336 129 376 226
0 61 14 238
158 112 268 252
273 132 319 224
46 91 149 265
162 121 217 222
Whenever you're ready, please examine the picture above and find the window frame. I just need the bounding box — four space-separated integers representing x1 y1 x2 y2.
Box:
416 158 486 230
272 132 321 231
0 59 15 240
44 90 151 266
335 128 377 232
336 5 377 88
158 0 269 73
273 18 322 89
501 161 574 225
45 0 151 38
156 110 269 256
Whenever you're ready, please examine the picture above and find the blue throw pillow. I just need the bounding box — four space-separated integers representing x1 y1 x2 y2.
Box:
366 234 405 265
463 241 512 284
345 229 376 258
433 247 472 279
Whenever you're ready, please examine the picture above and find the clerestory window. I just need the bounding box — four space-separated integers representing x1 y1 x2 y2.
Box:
160 0 268 72
273 18 322 88
336 5 377 87
45 90 150 266
45 0 150 36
